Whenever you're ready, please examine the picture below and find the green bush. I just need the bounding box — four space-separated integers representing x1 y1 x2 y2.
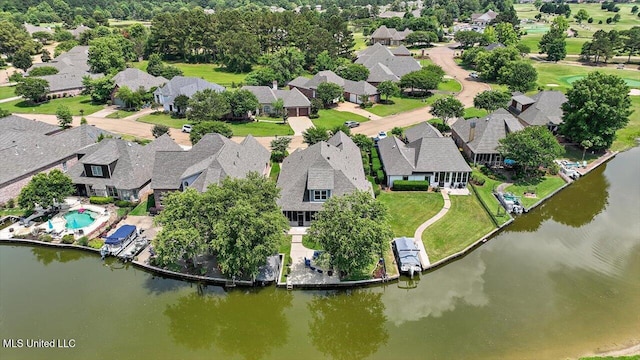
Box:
362 154 371 174
471 175 486 186
61 234 75 244
90 196 113 204
309 113 319 119
76 236 89 246
371 147 381 174
114 200 135 208
393 180 430 191
270 150 287 163
88 239 104 249
6 198 15 208
376 170 385 184
548 163 560 175
39 234 53 242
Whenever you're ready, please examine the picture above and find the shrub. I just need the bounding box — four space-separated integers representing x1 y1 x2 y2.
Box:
376 170 385 184
6 198 14 208
61 234 75 244
88 239 104 249
90 196 113 204
270 150 287 163
548 163 560 175
114 200 135 208
392 180 430 191
76 236 89 246
371 147 381 173
309 113 319 119
470 175 486 186
39 234 53 242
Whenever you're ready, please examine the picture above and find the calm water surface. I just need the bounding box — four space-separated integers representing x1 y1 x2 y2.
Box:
1 148 639 360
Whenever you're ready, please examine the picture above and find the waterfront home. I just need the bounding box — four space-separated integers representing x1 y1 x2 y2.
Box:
288 71 379 105
153 76 225 113
277 132 372 227
0 116 110 204
151 134 270 209
509 91 568 132
111 68 167 108
68 134 181 201
370 25 413 46
241 85 311 117
377 124 471 189
355 43 421 86
450 109 523 166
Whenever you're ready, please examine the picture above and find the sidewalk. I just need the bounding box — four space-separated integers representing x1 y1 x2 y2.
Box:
0 96 20 103
413 190 451 267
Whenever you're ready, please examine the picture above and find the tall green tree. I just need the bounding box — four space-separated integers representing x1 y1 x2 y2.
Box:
18 169 74 210
88 35 134 74
399 68 443 95
308 191 392 277
335 64 369 82
621 27 640 63
56 105 72 128
266 47 306 84
495 23 519 46
224 89 259 118
539 16 568 61
474 90 512 112
82 76 114 104
15 77 49 103
454 30 485 49
316 82 343 107
189 121 233 144
12 49 33 72
430 96 464 124
497 126 563 175
560 72 632 150
475 46 520 81
377 81 399 103
187 89 230 121
574 9 590 24
498 61 538 92
217 31 260 73
115 86 144 110
302 127 331 145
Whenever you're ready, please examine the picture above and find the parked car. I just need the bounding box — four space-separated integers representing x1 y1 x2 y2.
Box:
344 121 360 128
374 131 387 142
181 124 192 133
469 72 479 79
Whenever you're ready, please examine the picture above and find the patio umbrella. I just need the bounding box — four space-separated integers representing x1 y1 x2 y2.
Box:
48 220 53 230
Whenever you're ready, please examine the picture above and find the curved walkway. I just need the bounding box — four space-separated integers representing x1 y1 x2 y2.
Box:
413 190 451 267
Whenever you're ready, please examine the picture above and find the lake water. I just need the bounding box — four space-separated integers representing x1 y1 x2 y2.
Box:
1 148 639 360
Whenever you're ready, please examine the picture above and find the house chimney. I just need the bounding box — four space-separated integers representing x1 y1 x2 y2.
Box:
272 80 278 90
469 121 476 142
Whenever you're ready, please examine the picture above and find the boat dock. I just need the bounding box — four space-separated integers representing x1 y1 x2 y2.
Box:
116 236 149 262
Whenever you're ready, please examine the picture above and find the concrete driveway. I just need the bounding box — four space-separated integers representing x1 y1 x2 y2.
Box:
288 116 315 136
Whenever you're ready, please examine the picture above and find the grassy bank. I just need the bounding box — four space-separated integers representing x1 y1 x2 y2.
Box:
506 176 566 208
470 170 512 226
378 191 444 238
0 86 16 100
3 95 104 116
611 96 640 152
421 194 496 262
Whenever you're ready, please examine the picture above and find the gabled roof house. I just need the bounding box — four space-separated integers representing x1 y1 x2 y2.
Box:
289 70 379 105
29 46 101 96
471 10 498 25
111 68 167 108
370 25 413 46
241 85 311 117
153 76 225 113
450 108 523 166
378 123 471 189
356 43 421 85
509 91 568 132
277 132 372 226
68 134 182 201
151 134 270 209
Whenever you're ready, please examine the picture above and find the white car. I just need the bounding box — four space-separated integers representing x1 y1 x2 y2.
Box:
181 124 192 133
469 72 479 79
374 131 387 142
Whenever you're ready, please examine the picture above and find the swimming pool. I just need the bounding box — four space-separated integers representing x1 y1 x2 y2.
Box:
64 210 97 229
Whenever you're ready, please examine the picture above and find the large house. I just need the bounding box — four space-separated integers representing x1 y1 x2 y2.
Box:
277 132 372 227
370 25 413 46
288 71 379 105
68 134 182 201
29 46 101 97
509 91 568 132
356 43 421 85
150 134 270 209
0 116 110 203
450 109 523 166
153 76 225 113
471 10 498 25
378 123 471 189
111 68 167 108
241 85 311 117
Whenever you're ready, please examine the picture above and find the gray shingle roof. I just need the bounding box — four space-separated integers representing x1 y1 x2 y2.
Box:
37 71 101 92
112 68 167 92
370 25 412 40
367 63 399 83
451 108 523 154
404 122 443 143
151 134 270 192
517 91 568 126
29 46 102 92
68 134 181 191
484 43 505 51
154 76 225 105
512 94 535 106
242 86 278 104
378 135 471 176
243 86 311 108
391 45 412 56
0 118 112 186
276 132 372 212
288 71 376 96
23 23 53 35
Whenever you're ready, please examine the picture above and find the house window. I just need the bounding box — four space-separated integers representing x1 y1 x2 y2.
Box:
403 176 409 181
313 190 330 202
107 186 118 198
90 165 103 177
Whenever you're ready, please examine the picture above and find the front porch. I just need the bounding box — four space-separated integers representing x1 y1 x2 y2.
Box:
283 210 317 227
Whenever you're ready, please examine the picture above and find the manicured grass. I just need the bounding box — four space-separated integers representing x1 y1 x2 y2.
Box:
470 170 512 226
137 112 294 137
377 191 444 238
438 78 462 92
421 194 496 262
612 96 640 152
0 86 16 100
383 244 399 277
533 62 634 92
313 108 369 129
2 95 104 116
368 95 437 117
520 34 586 55
279 236 292 283
116 208 129 217
505 176 566 208
88 238 104 249
562 144 601 163
302 235 324 250
131 61 250 87
353 32 368 51
0 208 27 217
105 109 136 119
269 162 280 181
129 195 153 216
464 107 488 119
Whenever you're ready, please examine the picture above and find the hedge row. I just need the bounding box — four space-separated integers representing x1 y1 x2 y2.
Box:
89 196 113 204
393 180 430 191
371 147 381 174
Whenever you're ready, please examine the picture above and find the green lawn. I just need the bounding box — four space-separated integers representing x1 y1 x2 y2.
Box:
464 107 488 119
421 194 496 262
368 95 437 117
520 34 586 55
0 208 27 217
438 78 462 92
0 86 16 100
130 61 250 87
533 62 635 91
2 95 104 116
377 191 444 238
562 144 601 163
279 236 292 283
129 195 154 216
505 176 567 209
137 112 294 137
269 162 280 181
470 170 512 226
353 32 368 51
105 109 136 119
312 108 369 129
612 96 640 152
